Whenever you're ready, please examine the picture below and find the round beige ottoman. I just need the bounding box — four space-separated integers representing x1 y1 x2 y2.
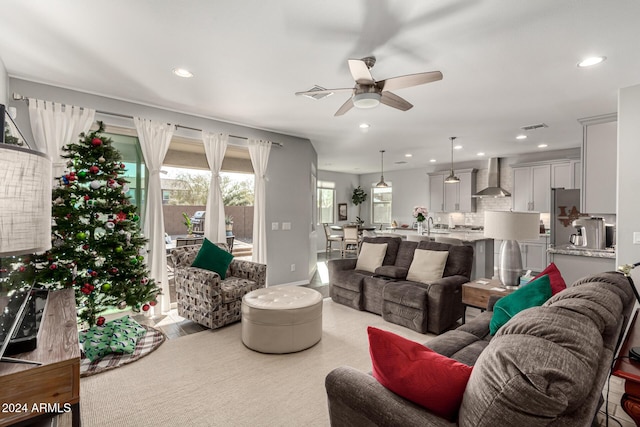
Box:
241 287 323 354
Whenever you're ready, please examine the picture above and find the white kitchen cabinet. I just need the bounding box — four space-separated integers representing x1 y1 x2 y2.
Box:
519 236 548 273
551 160 581 189
581 117 617 214
512 164 551 212
428 173 445 212
432 169 476 213
549 252 615 286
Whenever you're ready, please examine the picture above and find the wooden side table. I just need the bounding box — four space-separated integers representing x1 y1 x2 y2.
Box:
0 289 81 427
613 308 640 425
461 278 515 323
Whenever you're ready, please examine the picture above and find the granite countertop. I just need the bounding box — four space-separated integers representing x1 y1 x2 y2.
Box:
548 244 616 259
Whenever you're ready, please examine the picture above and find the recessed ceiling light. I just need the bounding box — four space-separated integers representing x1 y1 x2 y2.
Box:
405 153 412 158
477 152 485 156
359 123 370 129
538 144 548 148
516 135 527 140
173 68 194 78
454 145 462 150
429 159 436 163
578 56 606 68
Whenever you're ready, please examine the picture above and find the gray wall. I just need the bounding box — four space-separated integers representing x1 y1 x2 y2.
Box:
0 56 7 105
618 83 640 284
8 78 317 286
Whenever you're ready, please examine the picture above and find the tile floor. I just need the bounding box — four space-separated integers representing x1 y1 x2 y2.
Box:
132 248 634 426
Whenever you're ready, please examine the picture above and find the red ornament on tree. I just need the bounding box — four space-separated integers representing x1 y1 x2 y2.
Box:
49 263 58 270
142 304 150 312
89 166 100 174
91 138 103 146
120 163 126 169
96 316 106 326
84 195 90 201
149 300 157 307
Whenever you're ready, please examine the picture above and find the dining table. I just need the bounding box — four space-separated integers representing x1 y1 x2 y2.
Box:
330 224 376 232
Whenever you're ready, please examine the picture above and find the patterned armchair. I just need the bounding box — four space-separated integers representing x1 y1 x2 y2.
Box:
169 243 267 329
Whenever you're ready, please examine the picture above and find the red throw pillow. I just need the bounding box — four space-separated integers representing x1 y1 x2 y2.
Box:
533 262 567 295
367 327 473 421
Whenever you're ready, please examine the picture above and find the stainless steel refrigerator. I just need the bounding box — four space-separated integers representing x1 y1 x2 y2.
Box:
550 188 581 247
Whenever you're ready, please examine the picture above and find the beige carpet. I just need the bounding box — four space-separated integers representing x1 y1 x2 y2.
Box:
80 299 434 427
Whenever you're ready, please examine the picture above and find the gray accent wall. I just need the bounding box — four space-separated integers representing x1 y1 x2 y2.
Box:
8 78 317 286
618 83 640 283
0 56 7 105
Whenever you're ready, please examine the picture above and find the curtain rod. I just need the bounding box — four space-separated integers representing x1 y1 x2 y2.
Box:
12 93 283 147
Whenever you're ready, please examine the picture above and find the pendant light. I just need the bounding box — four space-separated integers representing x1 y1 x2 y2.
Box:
444 136 460 184
376 150 388 187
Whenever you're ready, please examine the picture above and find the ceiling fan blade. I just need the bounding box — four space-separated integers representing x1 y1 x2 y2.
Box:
334 98 354 116
295 88 352 97
380 92 413 111
379 71 443 92
348 59 375 84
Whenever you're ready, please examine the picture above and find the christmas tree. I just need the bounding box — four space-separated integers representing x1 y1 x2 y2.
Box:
1 122 161 326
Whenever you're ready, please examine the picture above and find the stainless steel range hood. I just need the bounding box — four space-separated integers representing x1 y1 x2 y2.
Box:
472 158 511 198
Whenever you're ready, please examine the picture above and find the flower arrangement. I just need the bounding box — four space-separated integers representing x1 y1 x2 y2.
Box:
413 206 428 222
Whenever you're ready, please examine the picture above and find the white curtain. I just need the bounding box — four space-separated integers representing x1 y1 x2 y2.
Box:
134 117 174 315
248 139 272 265
202 132 228 243
28 98 95 177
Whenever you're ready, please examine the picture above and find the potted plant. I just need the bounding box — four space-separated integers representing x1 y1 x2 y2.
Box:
352 186 367 225
225 215 234 236
182 212 194 236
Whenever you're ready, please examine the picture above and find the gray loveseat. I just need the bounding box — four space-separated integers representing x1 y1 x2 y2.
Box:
326 271 635 426
329 237 474 334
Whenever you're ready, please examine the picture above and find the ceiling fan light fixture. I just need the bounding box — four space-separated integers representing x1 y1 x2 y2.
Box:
445 136 460 184
353 92 381 109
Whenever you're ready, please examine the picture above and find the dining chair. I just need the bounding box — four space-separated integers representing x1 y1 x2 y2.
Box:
176 236 205 247
323 223 343 256
342 225 361 257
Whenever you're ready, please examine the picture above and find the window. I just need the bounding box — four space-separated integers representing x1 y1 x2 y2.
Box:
106 132 147 216
317 180 336 224
371 184 392 224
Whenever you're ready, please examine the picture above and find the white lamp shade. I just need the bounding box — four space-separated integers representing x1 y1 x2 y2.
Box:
0 144 52 256
484 210 540 241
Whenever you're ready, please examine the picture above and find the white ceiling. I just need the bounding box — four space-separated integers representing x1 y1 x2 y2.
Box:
1 0 639 174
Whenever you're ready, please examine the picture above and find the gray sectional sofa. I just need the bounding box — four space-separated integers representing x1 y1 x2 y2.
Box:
326 271 635 426
328 236 474 334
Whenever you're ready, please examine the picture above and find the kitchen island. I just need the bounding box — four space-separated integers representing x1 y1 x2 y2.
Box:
381 228 494 280
548 244 616 285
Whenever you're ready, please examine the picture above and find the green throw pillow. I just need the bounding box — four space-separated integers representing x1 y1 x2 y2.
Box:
191 237 234 279
490 274 552 335
79 323 116 362
108 315 147 354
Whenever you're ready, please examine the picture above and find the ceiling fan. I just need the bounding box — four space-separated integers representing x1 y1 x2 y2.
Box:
295 56 442 116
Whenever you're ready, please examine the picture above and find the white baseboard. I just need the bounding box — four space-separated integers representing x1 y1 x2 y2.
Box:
269 280 309 287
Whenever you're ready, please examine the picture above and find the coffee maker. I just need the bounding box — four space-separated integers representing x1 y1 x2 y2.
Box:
571 217 606 250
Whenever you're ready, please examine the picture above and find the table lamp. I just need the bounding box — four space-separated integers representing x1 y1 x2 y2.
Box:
484 210 540 288
0 144 52 257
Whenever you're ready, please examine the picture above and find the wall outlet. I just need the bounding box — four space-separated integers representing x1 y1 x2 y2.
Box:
290 264 296 272
634 232 640 245
282 222 291 230
271 222 279 231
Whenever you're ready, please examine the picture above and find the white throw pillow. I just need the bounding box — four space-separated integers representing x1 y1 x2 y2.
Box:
355 242 388 273
406 249 449 284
